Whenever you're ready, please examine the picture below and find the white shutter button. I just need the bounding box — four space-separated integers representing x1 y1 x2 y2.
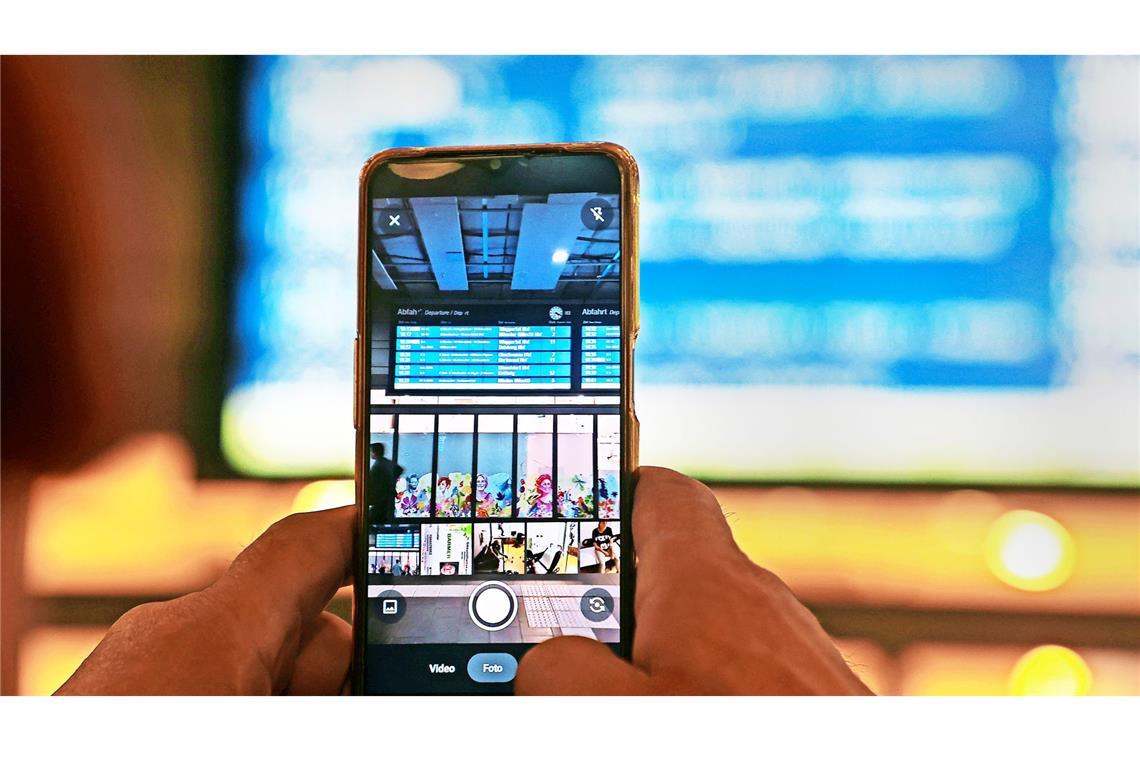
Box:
468 581 518 632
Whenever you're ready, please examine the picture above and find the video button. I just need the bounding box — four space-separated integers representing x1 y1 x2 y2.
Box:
467 652 518 684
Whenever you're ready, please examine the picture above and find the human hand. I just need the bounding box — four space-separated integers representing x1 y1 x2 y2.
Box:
56 506 356 695
515 467 872 695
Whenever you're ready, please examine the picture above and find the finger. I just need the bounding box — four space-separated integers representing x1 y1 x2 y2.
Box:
627 468 757 671
515 636 652 695
205 505 357 685
631 467 742 571
285 611 353 696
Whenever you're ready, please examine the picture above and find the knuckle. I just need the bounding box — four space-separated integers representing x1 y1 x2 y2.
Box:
259 508 350 552
107 595 218 644
247 511 317 557
114 592 214 631
267 510 309 536
750 563 789 592
111 600 169 630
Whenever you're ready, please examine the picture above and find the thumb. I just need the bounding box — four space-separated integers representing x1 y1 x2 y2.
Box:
515 635 653 695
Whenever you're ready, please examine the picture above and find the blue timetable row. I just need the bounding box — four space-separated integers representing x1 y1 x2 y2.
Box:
397 325 571 338
396 338 571 352
395 351 571 365
395 377 570 387
395 364 571 379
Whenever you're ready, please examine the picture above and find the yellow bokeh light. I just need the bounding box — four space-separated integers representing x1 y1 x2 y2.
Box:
1008 645 1093 696
985 509 1075 591
292 479 356 514
20 627 108 696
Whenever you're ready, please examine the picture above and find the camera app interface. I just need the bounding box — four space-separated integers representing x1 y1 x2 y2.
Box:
364 190 622 693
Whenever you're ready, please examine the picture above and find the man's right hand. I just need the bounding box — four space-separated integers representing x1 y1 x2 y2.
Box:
515 467 872 695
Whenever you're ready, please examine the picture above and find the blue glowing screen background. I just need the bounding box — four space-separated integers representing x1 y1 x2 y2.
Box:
226 56 1138 485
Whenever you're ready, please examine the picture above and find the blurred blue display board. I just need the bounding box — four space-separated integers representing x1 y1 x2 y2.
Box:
226 56 1139 484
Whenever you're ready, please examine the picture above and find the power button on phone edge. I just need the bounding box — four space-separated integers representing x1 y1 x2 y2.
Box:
353 336 359 430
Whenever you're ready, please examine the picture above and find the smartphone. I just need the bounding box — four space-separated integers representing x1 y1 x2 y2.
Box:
352 143 639 694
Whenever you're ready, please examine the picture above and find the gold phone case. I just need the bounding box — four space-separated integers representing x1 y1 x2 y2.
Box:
352 143 639 692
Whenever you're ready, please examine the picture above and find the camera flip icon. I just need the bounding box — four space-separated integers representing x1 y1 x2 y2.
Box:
580 587 615 623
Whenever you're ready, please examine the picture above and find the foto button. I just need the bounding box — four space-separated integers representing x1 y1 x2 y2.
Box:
467 653 518 684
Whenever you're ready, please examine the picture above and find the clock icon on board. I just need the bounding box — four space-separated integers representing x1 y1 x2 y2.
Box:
549 306 564 321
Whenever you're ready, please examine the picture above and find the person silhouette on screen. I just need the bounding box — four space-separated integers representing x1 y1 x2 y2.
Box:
368 443 403 525
592 520 617 573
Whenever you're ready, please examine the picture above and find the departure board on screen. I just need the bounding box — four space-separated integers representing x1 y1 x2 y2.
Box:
394 325 572 390
389 304 621 392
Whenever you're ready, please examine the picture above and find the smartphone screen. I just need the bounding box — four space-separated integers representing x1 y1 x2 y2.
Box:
355 147 636 694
